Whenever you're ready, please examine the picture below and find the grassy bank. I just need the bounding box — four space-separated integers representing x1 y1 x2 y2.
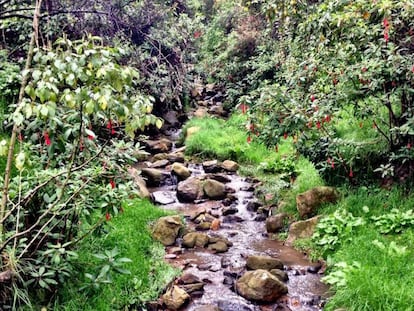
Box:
53 199 178 311
183 113 323 212
182 114 414 311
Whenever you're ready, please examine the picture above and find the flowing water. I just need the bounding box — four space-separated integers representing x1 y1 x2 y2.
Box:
148 161 328 311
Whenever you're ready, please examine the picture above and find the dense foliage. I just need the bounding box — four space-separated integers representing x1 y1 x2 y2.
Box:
198 0 414 184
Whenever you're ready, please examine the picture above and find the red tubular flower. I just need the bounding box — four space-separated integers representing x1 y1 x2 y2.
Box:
105 212 111 221
247 135 251 144
240 104 248 114
311 95 316 102
411 65 414 73
283 132 288 139
110 179 116 189
383 18 390 42
44 132 51 146
316 121 321 129
349 169 354 178
384 30 389 42
106 120 112 129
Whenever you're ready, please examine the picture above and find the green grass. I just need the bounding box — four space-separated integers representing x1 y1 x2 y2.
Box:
324 227 414 311
311 187 414 311
183 114 324 216
183 113 294 164
53 199 179 311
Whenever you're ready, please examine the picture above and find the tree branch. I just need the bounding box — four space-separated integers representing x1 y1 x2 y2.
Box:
0 0 42 243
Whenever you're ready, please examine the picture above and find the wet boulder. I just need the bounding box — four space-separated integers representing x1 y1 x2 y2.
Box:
266 213 288 233
171 162 191 180
152 215 183 246
246 199 262 212
196 221 212 231
168 151 185 163
221 160 239 172
150 159 170 168
141 168 170 187
202 160 221 173
151 191 176 205
203 179 226 200
177 177 203 202
296 186 340 219
236 269 288 302
127 167 150 199
285 215 321 246
246 255 284 270
208 235 232 253
207 240 229 253
177 273 205 294
182 232 209 248
222 205 239 216
162 286 190 310
145 138 173 153
207 173 231 183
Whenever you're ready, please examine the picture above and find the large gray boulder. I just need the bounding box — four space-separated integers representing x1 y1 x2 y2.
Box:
177 177 203 202
127 167 150 199
145 138 173 153
171 162 191 180
285 215 321 246
221 160 239 172
182 232 210 248
152 215 183 246
266 213 288 233
296 186 340 219
235 269 288 302
203 179 226 200
162 286 190 310
141 168 170 187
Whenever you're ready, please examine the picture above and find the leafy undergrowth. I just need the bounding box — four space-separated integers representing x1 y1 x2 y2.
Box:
311 187 414 311
52 199 179 311
183 114 414 310
183 113 324 216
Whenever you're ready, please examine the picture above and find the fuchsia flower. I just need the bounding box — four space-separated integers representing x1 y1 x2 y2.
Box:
240 103 248 114
105 212 111 221
44 132 51 146
383 17 390 42
110 179 115 189
316 121 321 129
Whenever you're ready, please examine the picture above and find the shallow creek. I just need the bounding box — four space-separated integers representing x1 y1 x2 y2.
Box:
147 161 328 311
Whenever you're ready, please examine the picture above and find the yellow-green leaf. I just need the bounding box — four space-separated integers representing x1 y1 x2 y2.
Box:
15 151 26 171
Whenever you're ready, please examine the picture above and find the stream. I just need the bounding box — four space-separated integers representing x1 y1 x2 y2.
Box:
140 132 329 311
